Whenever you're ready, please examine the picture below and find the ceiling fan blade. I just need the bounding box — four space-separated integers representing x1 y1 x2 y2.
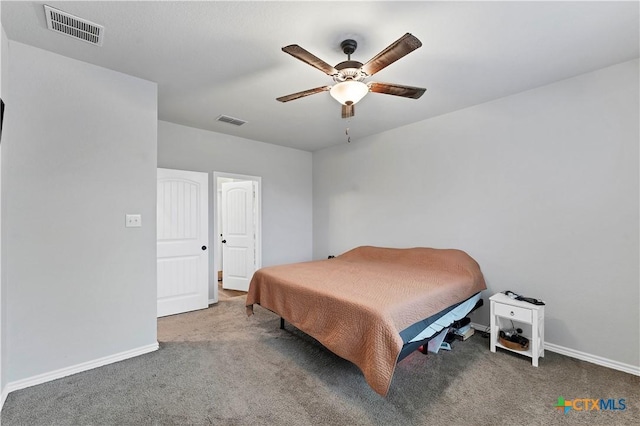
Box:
367 82 426 99
282 45 338 76
361 33 422 76
342 104 355 119
276 86 331 103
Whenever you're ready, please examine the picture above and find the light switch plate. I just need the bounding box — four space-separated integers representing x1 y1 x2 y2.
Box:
125 214 142 228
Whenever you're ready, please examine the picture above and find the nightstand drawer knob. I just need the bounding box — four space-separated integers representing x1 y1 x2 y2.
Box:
510 311 515 316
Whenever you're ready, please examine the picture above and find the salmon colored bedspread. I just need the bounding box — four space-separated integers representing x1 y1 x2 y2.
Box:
245 246 486 396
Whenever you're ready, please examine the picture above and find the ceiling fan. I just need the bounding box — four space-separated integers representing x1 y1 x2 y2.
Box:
276 33 426 118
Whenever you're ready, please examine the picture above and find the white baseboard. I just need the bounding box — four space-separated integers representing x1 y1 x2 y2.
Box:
471 322 491 334
5 342 159 395
471 322 640 376
543 342 640 376
0 384 8 413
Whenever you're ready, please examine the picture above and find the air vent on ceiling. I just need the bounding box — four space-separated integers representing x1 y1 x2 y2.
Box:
216 115 247 126
44 5 104 46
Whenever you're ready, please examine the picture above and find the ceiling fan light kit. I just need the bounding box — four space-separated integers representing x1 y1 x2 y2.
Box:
329 81 369 106
277 33 427 118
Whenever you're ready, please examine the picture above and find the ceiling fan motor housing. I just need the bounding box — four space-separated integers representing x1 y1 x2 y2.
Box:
335 39 366 82
334 61 366 82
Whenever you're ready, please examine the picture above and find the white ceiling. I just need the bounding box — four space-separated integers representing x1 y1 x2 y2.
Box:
2 1 638 151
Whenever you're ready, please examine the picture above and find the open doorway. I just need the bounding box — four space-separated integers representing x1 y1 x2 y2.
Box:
213 172 262 302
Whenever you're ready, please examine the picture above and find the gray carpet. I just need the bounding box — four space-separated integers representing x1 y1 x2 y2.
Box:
1 296 638 425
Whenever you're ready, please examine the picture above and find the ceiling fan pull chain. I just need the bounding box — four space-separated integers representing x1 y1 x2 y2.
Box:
345 127 351 143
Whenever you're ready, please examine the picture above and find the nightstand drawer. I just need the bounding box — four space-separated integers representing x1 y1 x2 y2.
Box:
494 303 532 323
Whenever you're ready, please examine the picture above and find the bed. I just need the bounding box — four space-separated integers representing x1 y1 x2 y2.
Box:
245 246 487 396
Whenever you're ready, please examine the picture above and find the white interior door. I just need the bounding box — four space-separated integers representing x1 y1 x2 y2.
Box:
221 180 255 292
157 168 209 317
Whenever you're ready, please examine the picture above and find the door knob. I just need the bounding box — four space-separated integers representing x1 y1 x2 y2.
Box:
202 246 207 251
221 240 227 244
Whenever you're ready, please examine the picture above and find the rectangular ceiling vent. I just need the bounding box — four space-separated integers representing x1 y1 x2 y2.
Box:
44 5 104 46
216 115 247 126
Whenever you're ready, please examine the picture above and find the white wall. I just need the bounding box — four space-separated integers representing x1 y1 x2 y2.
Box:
313 60 639 369
1 41 158 383
158 121 313 299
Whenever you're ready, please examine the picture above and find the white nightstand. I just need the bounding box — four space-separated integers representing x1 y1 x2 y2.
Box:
490 293 545 366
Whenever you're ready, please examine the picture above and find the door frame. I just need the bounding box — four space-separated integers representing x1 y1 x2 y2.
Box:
213 172 262 300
